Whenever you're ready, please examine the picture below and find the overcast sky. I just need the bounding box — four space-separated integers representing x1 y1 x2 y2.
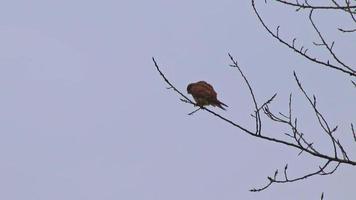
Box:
0 0 355 199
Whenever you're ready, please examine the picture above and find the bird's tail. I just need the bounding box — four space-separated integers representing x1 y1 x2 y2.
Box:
215 100 228 110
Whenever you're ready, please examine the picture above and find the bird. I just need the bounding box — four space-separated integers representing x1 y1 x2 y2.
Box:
187 81 228 110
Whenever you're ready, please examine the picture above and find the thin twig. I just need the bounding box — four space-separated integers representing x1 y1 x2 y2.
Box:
152 57 356 165
309 9 355 73
251 0 356 77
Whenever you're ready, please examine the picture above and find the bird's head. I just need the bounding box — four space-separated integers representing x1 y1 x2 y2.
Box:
187 83 193 94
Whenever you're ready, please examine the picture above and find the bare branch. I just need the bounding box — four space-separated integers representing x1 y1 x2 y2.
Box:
228 53 262 135
154 0 356 197
273 0 356 10
293 72 351 160
251 0 356 77
338 27 356 32
352 123 356 142
309 9 355 74
352 80 356 87
153 57 356 166
251 160 340 192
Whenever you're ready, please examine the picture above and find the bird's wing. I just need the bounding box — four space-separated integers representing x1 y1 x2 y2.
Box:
190 84 215 98
200 81 217 92
197 82 217 98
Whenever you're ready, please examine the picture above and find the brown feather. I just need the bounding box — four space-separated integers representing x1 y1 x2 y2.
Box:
187 81 228 110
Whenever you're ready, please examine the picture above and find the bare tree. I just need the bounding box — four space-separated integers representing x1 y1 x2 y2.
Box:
153 0 355 198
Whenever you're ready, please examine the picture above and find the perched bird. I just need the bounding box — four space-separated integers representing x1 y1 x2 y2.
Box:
187 81 228 110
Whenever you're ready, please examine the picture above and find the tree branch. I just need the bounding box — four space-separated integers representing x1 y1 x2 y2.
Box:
251 0 356 77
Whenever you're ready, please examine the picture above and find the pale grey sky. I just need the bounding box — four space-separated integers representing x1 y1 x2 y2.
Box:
0 0 355 199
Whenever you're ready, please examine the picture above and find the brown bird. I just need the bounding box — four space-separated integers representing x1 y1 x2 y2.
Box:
187 81 228 110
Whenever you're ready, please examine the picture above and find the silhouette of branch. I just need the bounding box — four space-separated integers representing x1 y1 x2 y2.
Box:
263 94 320 155
251 71 352 191
251 160 340 192
152 55 356 193
309 9 355 74
228 53 262 135
338 27 356 33
249 1 356 195
352 123 356 142
273 0 356 10
251 0 356 77
315 0 356 32
294 71 349 160
153 1 355 199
